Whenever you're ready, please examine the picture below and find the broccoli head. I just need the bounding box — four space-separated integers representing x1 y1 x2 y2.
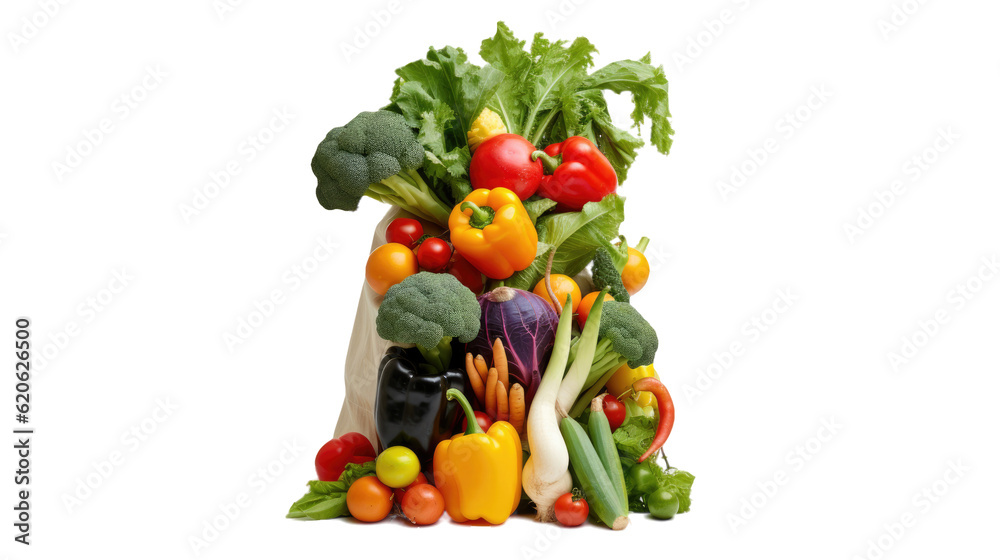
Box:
597 301 658 369
311 110 452 225
566 299 660 416
375 272 481 372
591 235 631 303
592 247 630 303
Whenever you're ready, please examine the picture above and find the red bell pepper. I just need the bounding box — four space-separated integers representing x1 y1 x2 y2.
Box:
533 136 618 210
314 432 376 481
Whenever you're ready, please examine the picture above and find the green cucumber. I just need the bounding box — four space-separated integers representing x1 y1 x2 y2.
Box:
560 417 629 530
589 398 628 513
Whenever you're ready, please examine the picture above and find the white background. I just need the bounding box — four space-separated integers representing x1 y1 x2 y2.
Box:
2 0 998 558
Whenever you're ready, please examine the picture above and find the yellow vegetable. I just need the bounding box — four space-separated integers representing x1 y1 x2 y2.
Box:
467 108 507 152
606 364 659 408
433 389 522 524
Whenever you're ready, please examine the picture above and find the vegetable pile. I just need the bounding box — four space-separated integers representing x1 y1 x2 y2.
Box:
289 22 694 529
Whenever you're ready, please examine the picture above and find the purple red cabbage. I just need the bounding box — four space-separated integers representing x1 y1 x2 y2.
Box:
466 287 559 408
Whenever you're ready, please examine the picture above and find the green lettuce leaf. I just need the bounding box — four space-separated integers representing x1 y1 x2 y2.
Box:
613 413 658 461
389 46 503 205
506 194 625 291
479 23 673 183
522 196 558 224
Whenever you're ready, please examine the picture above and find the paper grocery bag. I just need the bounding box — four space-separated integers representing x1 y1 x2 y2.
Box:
332 207 423 447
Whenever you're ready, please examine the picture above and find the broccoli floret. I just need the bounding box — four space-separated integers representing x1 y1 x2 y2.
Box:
311 110 452 226
591 235 631 303
596 301 658 369
375 272 481 372
567 300 659 416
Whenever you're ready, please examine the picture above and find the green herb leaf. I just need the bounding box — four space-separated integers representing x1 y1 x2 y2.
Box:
506 194 625 291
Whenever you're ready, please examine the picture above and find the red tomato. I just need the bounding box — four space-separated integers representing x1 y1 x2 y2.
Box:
469 134 544 200
447 254 484 294
401 484 445 525
393 472 429 504
461 411 492 433
554 492 589 527
417 238 452 272
602 394 627 432
386 218 424 248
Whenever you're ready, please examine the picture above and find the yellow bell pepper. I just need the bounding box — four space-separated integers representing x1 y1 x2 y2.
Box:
449 188 538 280
433 389 522 524
606 364 659 408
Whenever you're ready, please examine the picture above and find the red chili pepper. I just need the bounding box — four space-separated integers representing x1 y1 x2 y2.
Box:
314 432 376 481
632 377 675 463
533 136 618 211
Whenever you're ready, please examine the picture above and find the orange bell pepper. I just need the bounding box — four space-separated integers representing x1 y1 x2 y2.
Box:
448 188 538 280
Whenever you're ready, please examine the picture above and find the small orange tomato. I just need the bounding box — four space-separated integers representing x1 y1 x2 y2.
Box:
400 484 445 525
622 247 650 295
366 243 418 296
532 274 582 313
346 476 394 522
577 291 614 329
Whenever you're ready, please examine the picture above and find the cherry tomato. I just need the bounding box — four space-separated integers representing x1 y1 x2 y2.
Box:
647 488 680 520
346 476 393 522
554 492 589 527
393 472 428 503
386 218 424 248
602 394 627 432
577 291 614 329
622 246 650 295
417 237 452 272
532 274 582 313
628 462 659 496
469 134 544 200
461 410 492 433
375 446 421 488
401 484 445 525
366 243 418 296
447 253 484 294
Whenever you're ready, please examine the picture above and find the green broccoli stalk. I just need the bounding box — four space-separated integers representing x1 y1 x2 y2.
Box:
375 272 481 373
567 301 658 416
591 235 632 303
311 110 452 226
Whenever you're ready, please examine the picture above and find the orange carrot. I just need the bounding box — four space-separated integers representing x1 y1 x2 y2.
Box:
465 352 486 405
493 338 509 392
474 354 489 382
496 382 509 422
485 367 498 419
509 383 525 435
